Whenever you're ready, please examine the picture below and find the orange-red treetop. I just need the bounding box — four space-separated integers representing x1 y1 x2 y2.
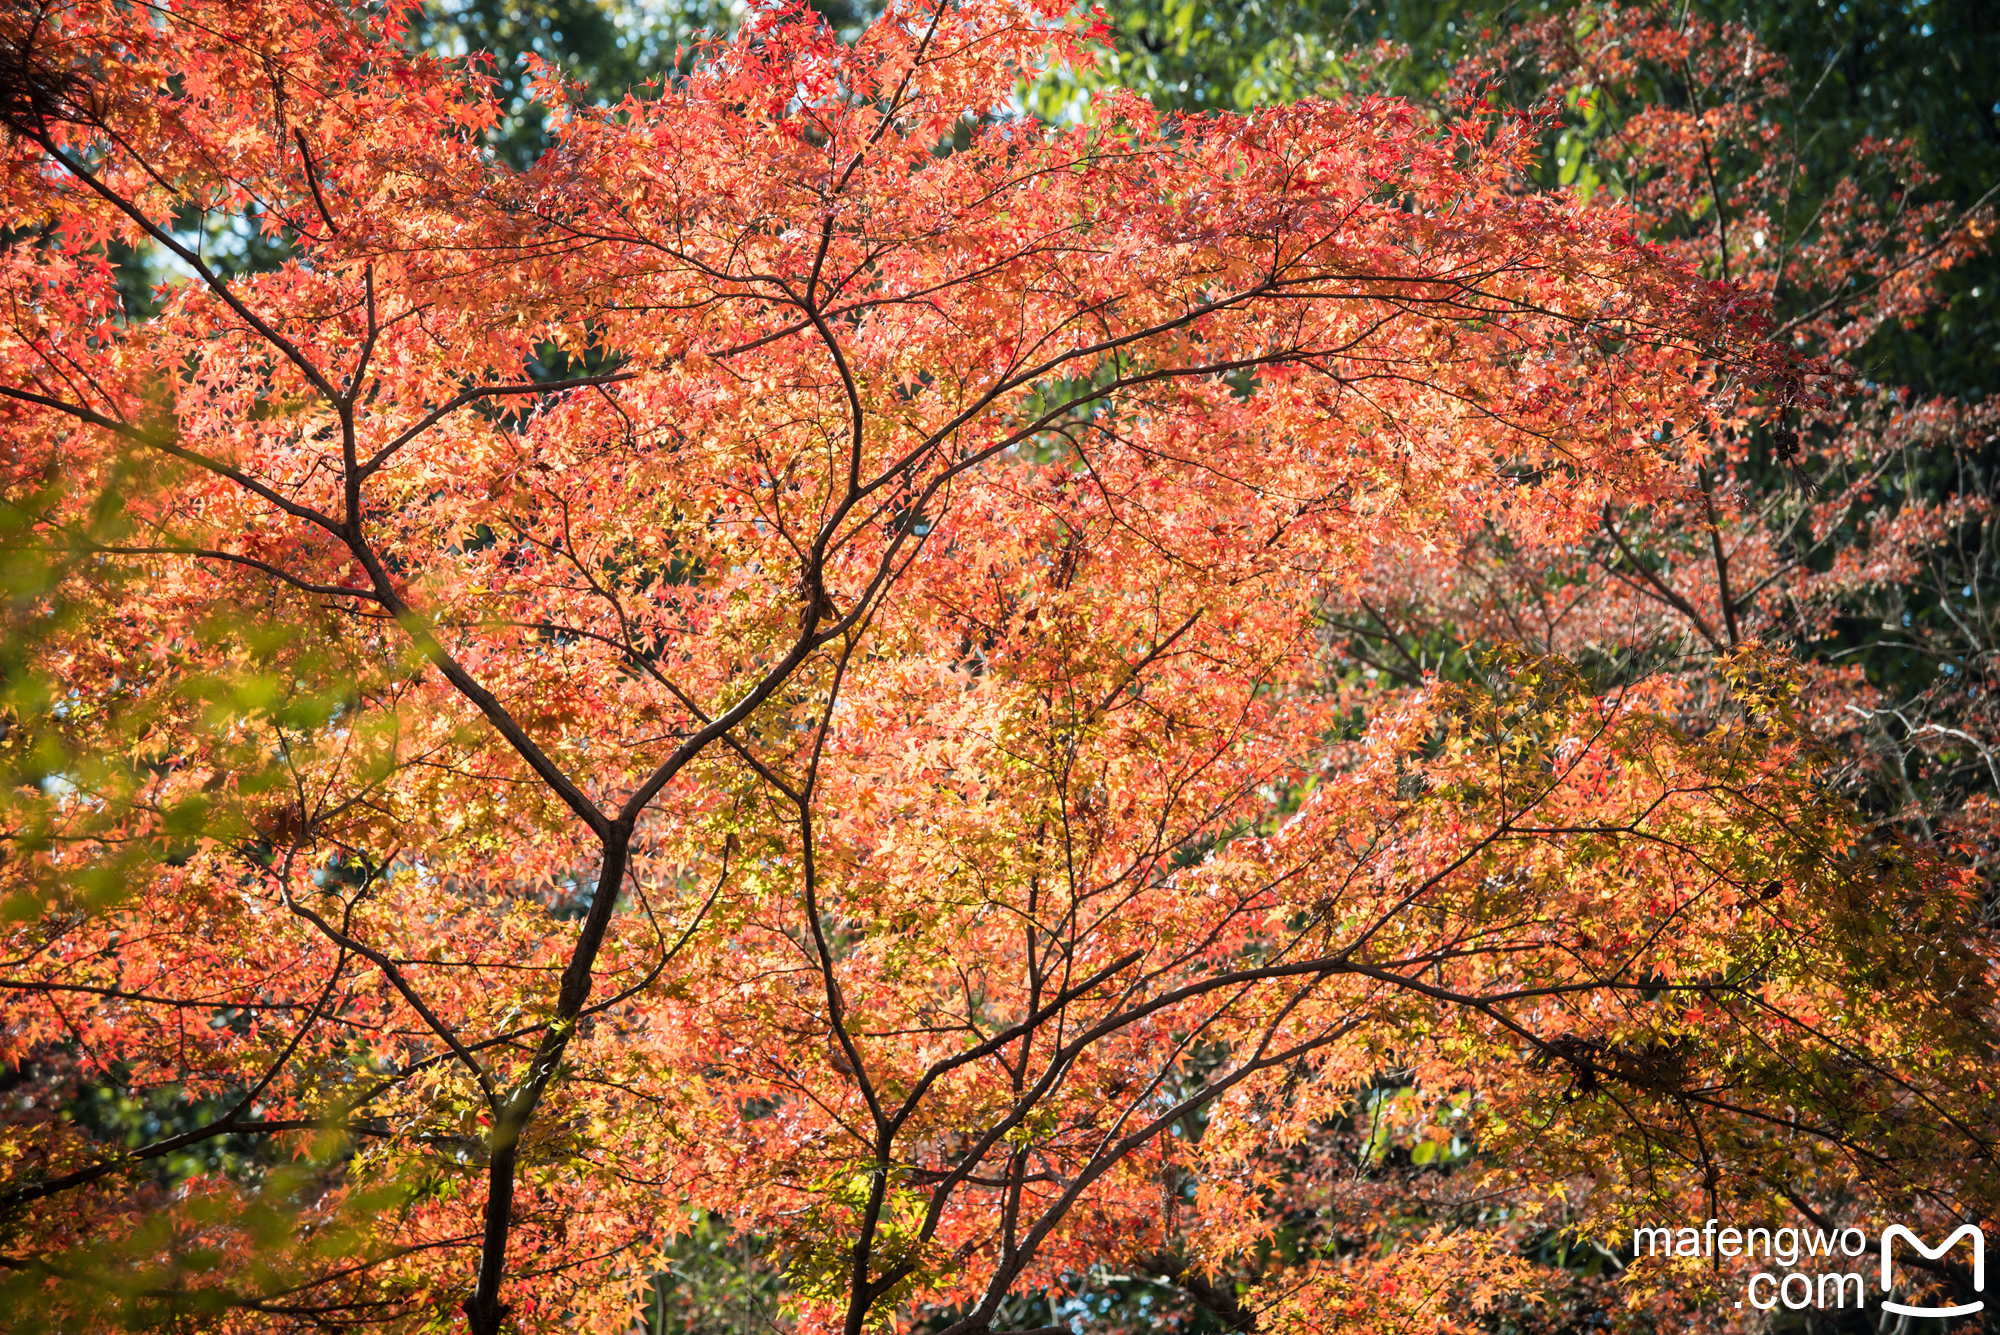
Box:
4 2 1988 1332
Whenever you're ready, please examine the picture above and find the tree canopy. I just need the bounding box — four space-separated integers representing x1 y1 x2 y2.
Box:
0 2 1994 1334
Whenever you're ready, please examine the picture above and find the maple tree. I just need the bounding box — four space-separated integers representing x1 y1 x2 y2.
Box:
1225 6 2000 1331
0 2 1994 1334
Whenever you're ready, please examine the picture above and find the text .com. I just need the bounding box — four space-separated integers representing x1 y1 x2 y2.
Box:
1631 1220 1985 1316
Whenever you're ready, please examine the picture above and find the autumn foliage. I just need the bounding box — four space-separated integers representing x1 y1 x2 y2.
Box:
0 1 1993 1333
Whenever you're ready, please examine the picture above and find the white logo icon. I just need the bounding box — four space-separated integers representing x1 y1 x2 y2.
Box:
1881 1224 1985 1318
